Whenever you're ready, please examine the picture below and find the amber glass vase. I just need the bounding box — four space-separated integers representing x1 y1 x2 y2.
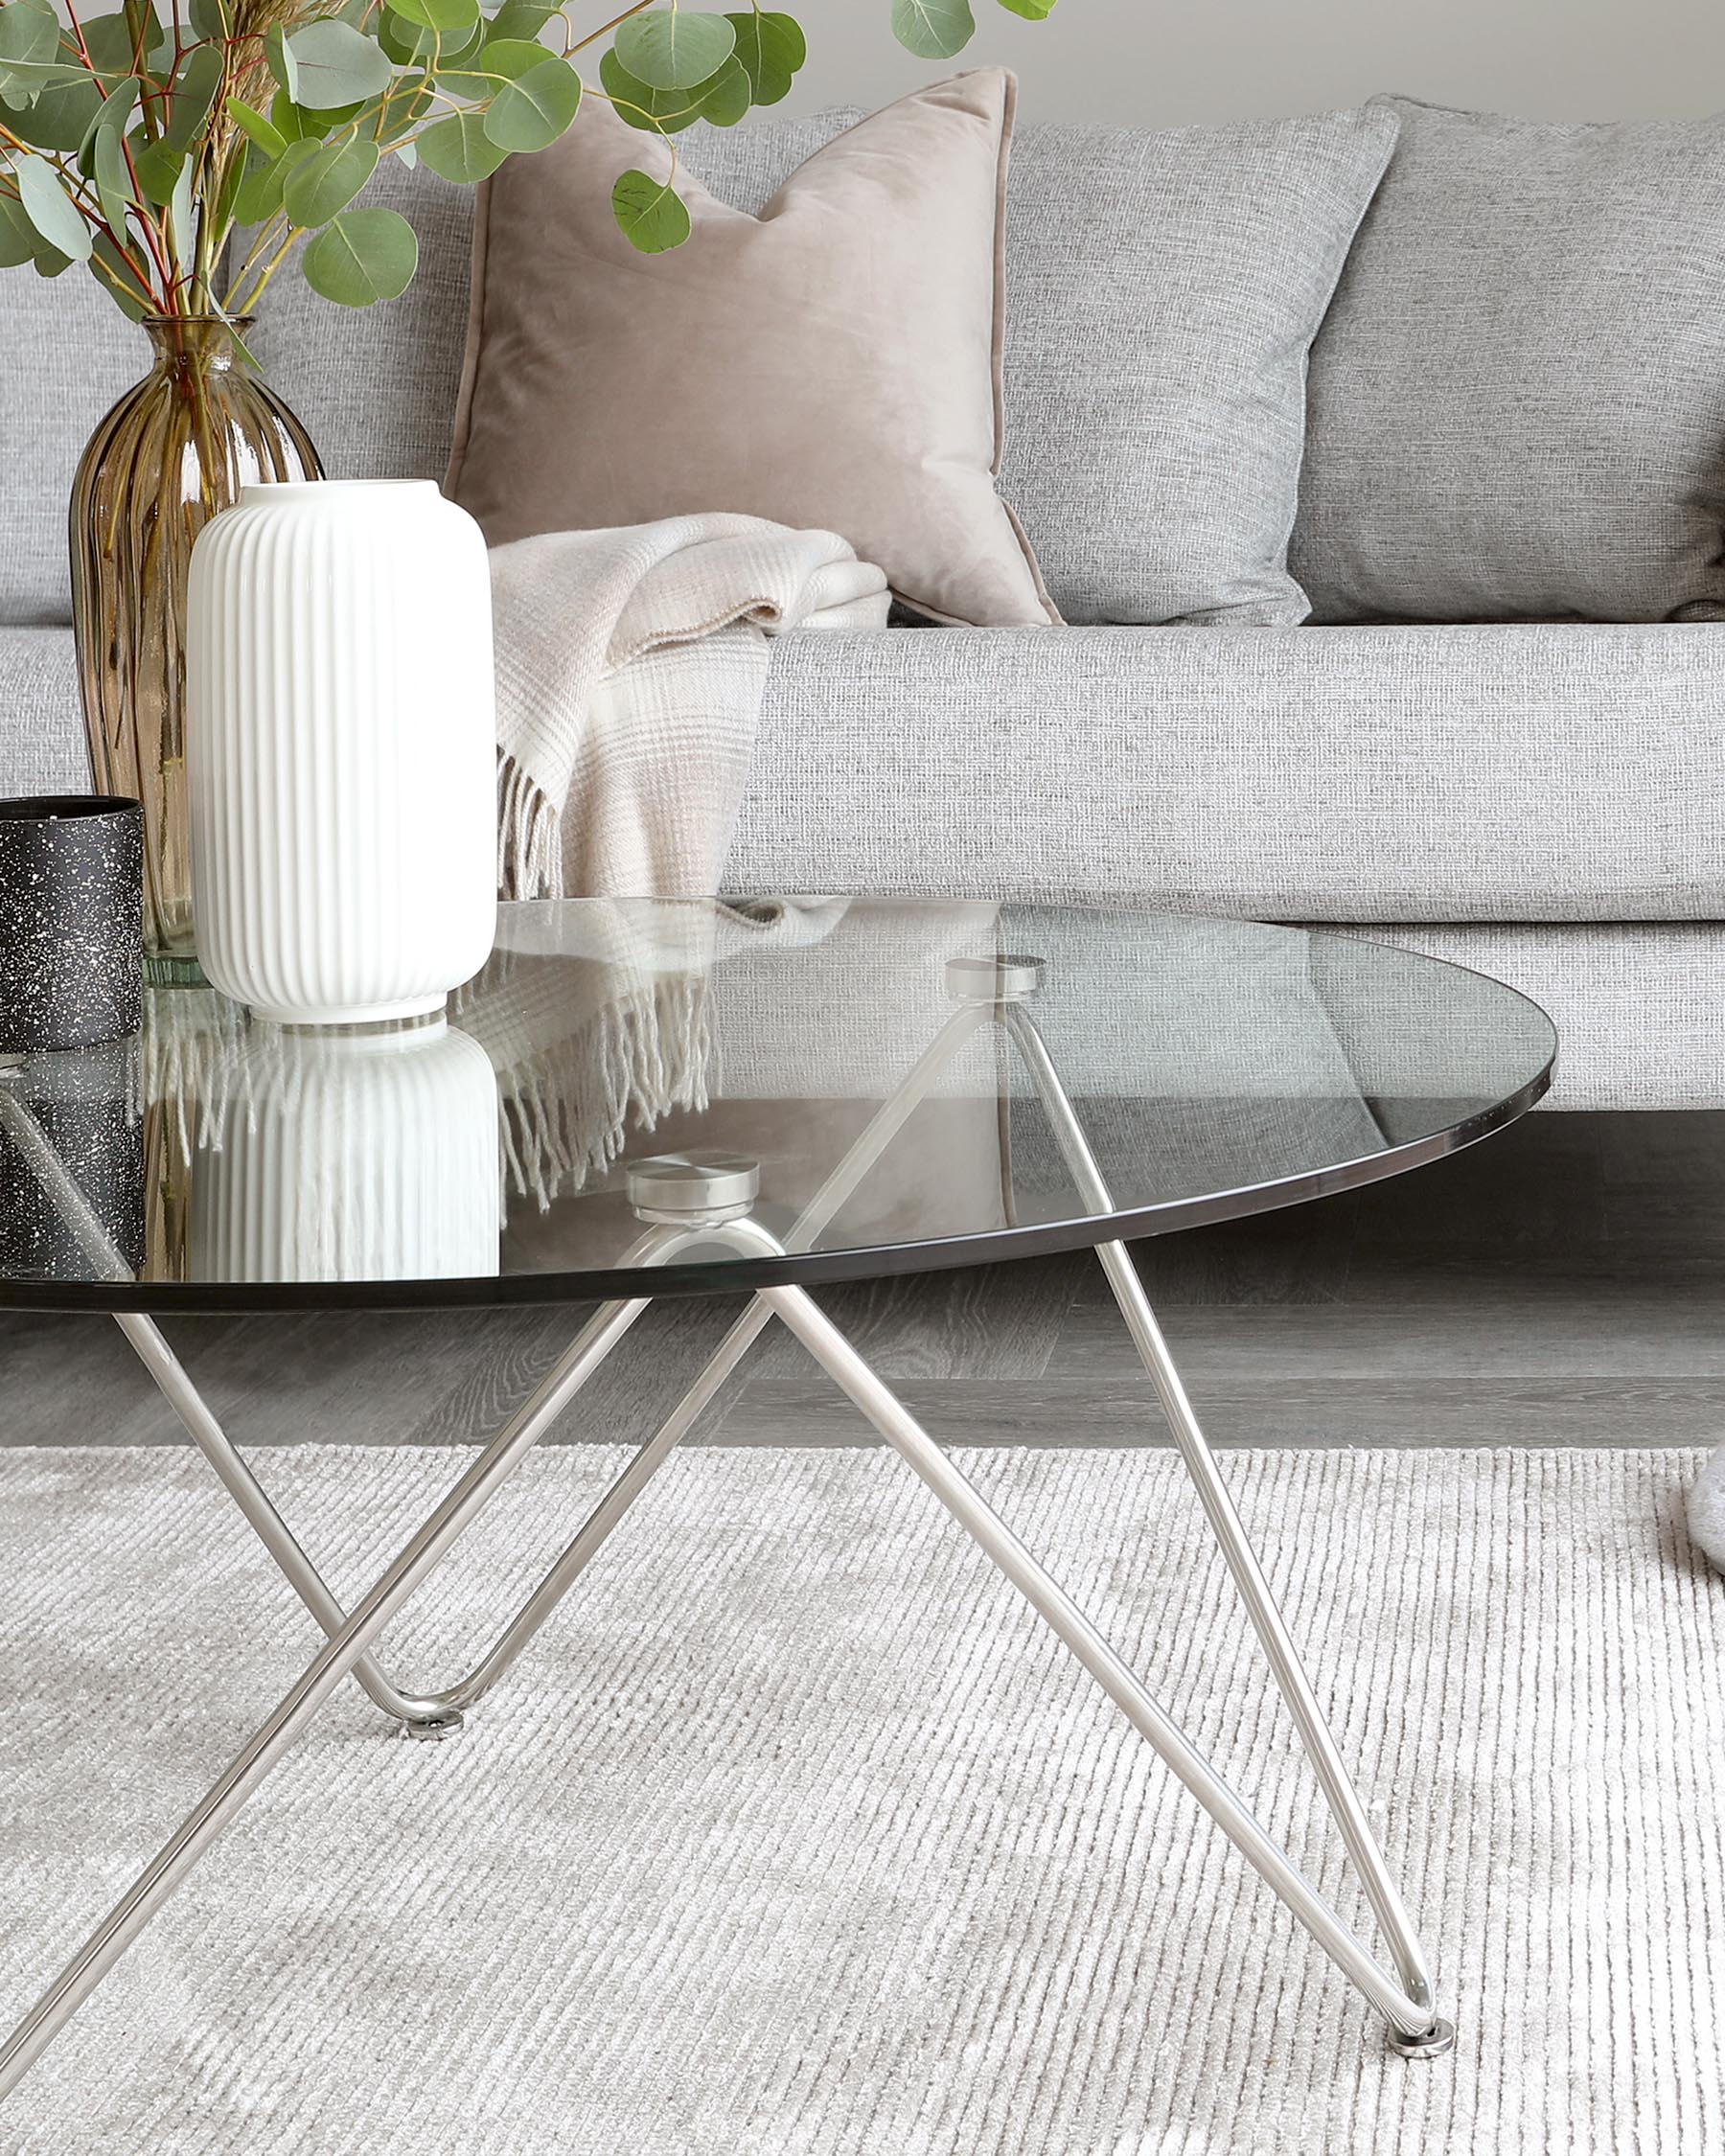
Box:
70 316 321 981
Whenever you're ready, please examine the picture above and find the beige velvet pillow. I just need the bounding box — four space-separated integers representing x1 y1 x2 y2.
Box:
446 72 1056 628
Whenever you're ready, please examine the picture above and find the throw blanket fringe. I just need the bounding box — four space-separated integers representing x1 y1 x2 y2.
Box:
458 897 852 1209
492 973 711 1210
496 748 563 903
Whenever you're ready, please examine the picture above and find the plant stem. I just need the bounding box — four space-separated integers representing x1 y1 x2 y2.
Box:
568 0 659 57
222 208 288 309
226 222 298 313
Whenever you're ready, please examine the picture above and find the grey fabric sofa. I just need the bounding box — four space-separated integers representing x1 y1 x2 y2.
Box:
4 116 1719 1112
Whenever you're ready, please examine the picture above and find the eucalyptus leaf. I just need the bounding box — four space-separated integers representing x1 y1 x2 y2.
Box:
481 54 579 149
92 100 137 229
165 43 223 150
285 19 394 109
130 133 185 205
232 131 317 223
610 166 689 253
208 301 262 368
995 0 1056 14
282 131 379 225
226 95 287 160
889 0 975 58
435 34 540 97
32 240 74 276
484 0 557 39
724 11 803 105
269 88 329 142
415 105 507 182
612 9 735 91
264 23 299 101
229 142 281 225
5 71 103 151
598 47 708 134
301 203 417 304
691 52 748 126
380 8 483 66
79 9 164 72
393 137 417 167
0 0 60 73
0 190 38 266
13 150 92 260
78 74 139 175
0 58 96 89
166 151 195 270
187 0 231 39
387 0 479 31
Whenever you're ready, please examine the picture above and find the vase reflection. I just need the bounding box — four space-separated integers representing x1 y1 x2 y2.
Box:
191 1018 500 1286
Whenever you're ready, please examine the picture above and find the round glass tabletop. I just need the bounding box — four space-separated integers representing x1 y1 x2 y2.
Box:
0 898 1555 1312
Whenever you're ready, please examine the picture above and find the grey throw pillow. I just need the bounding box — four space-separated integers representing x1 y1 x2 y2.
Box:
1292 98 1725 624
997 108 1400 625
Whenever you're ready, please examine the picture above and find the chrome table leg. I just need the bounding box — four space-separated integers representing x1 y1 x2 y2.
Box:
114 1314 464 1738
0 1290 658 2102
757 1273 1450 2052
999 1001 1452 2055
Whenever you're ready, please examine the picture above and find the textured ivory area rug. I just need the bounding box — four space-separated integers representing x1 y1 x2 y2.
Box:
0 1444 1720 2155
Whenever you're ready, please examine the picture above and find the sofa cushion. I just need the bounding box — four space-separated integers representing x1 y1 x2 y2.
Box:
446 75 1057 629
252 103 1396 628
247 124 848 502
993 107 1397 625
4 619 1717 922
727 621 1725 921
3 620 1718 922
0 271 147 627
1363 923 1725 1111
1292 98 1725 624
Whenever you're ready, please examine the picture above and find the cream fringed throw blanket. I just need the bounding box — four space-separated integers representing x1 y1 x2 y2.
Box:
492 515 889 900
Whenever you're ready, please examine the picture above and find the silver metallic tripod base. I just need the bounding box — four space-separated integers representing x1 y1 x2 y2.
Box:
0 973 1453 2103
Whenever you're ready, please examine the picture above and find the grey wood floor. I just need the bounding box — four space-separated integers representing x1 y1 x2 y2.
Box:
2 1110 1720 1451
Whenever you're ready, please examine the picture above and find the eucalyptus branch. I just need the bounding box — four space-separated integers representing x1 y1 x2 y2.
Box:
3 0 1027 321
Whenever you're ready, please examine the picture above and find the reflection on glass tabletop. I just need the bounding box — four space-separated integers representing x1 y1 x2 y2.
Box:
0 898 1555 1311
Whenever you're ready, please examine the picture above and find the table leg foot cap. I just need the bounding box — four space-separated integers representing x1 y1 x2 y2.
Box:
1386 2017 1455 2060
400 1709 465 1743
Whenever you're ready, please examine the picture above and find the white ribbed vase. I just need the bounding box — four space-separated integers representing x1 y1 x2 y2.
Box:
191 1018 500 1284
187 479 495 1025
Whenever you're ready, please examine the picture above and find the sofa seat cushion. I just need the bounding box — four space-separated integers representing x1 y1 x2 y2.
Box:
728 622 1724 922
3 621 1716 926
1366 923 1725 1111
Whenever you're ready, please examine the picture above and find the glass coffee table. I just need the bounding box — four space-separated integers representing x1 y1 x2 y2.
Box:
0 898 1555 2093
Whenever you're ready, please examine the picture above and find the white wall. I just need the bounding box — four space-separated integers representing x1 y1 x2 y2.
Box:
781 0 1725 124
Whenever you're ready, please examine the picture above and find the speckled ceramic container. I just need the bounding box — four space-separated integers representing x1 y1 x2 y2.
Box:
0 1038 144 1279
0 797 144 1056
